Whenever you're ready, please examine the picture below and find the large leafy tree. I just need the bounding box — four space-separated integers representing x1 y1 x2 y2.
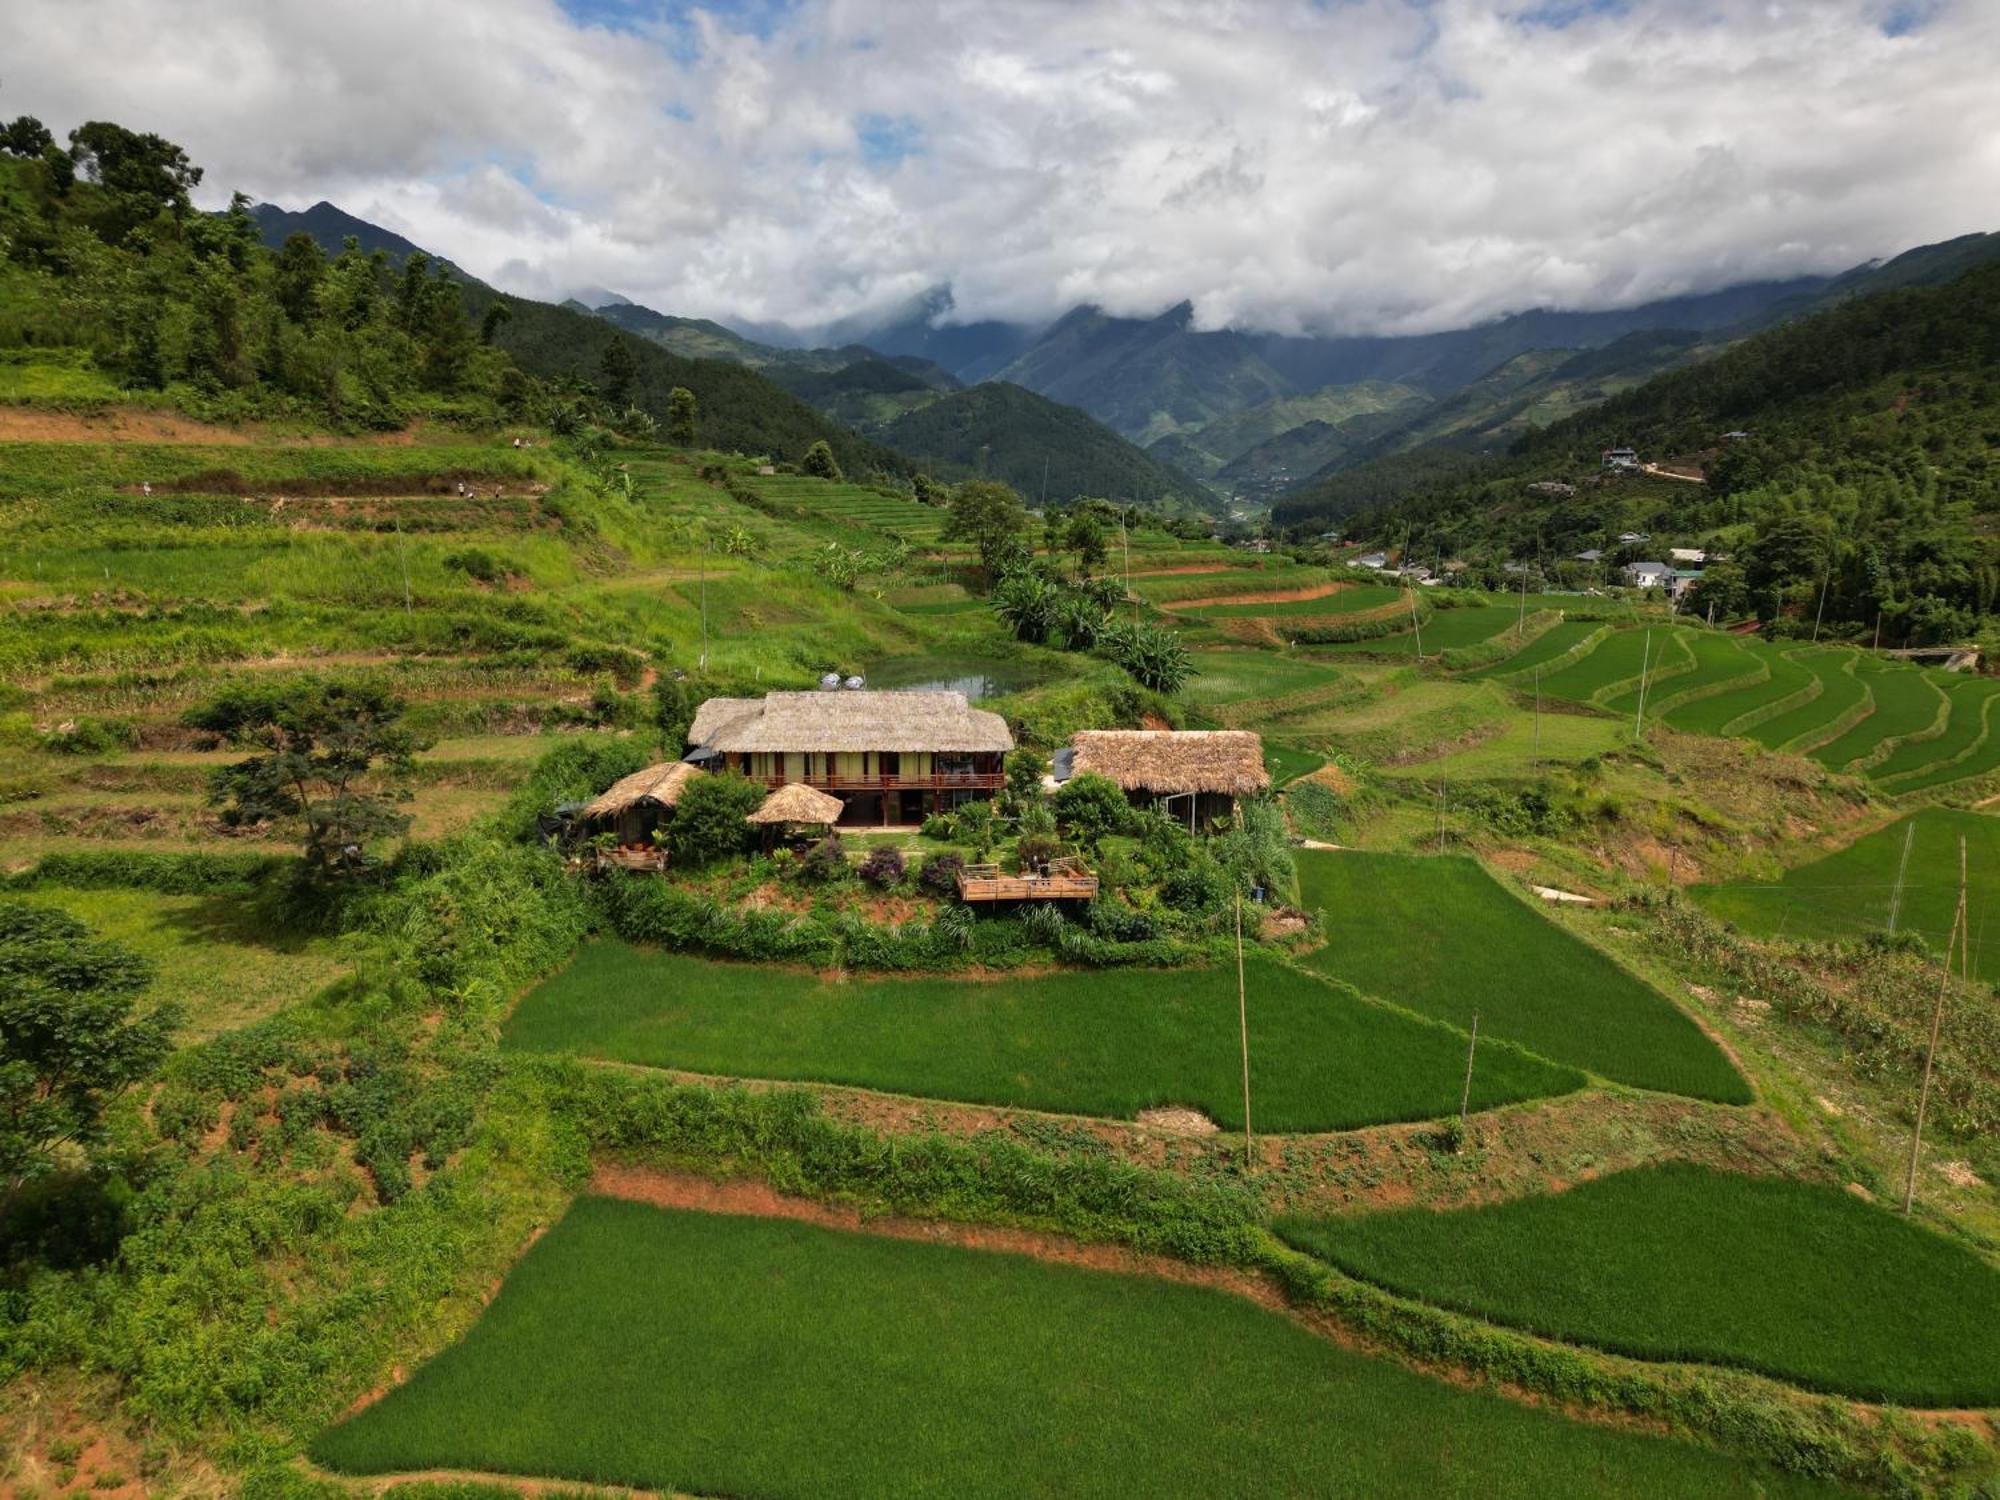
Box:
666 771 767 867
1 902 178 1199
942 479 1029 580
67 119 203 241
188 679 425 878
666 386 699 447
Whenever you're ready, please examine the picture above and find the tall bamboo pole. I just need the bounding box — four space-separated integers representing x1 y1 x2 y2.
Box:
1457 1011 1480 1131
1903 836 1966 1215
1235 891 1253 1172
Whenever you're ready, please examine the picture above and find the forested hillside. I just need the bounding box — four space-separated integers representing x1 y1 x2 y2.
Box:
1278 262 2000 646
879 381 1214 509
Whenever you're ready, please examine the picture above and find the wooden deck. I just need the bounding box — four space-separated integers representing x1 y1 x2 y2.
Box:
955 859 1099 903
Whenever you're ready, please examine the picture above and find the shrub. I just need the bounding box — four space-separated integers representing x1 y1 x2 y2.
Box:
666 772 765 868
919 812 955 840
442 547 505 583
801 440 843 481
1054 772 1129 848
858 845 905 888
1160 854 1229 913
41 716 138 755
797 835 851 885
917 851 966 897
954 800 998 859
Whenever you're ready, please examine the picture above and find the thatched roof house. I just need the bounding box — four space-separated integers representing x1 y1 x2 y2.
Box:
688 689 1013 828
688 691 1011 755
746 782 844 826
1069 730 1268 827
580 761 702 845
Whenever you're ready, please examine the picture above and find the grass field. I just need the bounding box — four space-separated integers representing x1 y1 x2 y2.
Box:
1275 1163 2000 1406
1692 808 2000 980
312 1197 1840 1498
1295 852 1749 1100
503 943 1584 1131
1374 706 1625 781
10 884 352 1038
1181 649 1350 705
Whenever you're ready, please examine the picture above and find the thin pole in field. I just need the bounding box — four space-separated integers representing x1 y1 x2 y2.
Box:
1235 890 1253 1173
1632 630 1653 738
1516 556 1528 637
1409 580 1424 658
698 540 710 672
1903 835 1966 1215
1457 1010 1480 1131
1812 554 1832 643
1887 819 1917 934
395 515 411 614
1533 669 1543 765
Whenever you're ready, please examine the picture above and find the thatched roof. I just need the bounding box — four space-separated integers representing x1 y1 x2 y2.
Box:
746 782 845 825
580 762 702 820
1069 730 1269 797
688 690 1012 755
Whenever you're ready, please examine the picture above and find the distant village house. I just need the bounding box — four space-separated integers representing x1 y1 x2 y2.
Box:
1622 560 1673 590
688 689 1012 826
1602 448 1641 472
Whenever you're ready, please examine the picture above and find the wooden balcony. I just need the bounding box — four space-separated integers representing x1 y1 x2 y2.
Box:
752 771 1005 793
956 858 1099 903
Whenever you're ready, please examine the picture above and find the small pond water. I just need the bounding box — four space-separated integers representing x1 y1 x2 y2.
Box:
862 655 1041 701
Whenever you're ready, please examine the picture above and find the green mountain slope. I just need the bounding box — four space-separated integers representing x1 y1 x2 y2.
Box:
879 382 1213 509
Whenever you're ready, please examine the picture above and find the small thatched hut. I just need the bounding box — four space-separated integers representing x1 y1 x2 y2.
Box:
746 782 845 828
1068 730 1269 828
580 762 702 846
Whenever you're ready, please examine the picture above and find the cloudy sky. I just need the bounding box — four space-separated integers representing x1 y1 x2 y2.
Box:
8 0 1998 338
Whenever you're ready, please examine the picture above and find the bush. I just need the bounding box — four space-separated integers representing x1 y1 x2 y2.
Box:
666 772 766 868
797 835 851 884
917 851 966 897
954 800 998 859
858 845 905 888
41 716 138 755
920 812 955 840
1054 772 1129 847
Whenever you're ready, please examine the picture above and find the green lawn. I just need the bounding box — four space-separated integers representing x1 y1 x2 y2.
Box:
1691 808 2000 982
313 1197 1840 1498
1296 852 1749 1100
503 943 1583 1131
1275 1163 2000 1406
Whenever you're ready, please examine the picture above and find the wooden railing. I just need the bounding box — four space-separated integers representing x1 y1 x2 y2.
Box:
750 771 1004 792
956 858 1099 903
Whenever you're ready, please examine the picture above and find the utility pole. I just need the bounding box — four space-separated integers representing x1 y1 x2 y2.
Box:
699 540 710 672
1887 819 1917 934
1903 835 1966 1215
1457 1011 1480 1134
1516 553 1528 638
1812 553 1832 643
1235 891 1253 1173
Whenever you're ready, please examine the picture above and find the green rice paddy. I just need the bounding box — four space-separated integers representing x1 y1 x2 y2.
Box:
1663 640 1812 735
503 943 1584 1132
1691 808 2000 980
1874 676 2000 785
1319 605 1518 656
1275 1163 2000 1406
1533 626 1657 703
1745 649 1865 751
1808 659 1946 770
1296 852 1749 1100
312 1197 1841 1497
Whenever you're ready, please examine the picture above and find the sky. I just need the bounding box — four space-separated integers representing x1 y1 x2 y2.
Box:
7 0 1998 339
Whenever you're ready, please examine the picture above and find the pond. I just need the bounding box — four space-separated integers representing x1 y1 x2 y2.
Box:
862 654 1041 701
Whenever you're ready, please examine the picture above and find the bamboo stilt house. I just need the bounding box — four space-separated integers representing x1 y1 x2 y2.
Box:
580 762 703 846
1067 730 1269 827
687 689 1013 827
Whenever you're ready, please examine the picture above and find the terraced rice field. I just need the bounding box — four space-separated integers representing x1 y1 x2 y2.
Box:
1743 648 1866 751
1182 650 1351 705
1874 675 2000 785
747 475 947 542
1808 658 1947 770
1465 619 1605 681
505 943 1584 1131
1318 605 1518 656
1604 630 1762 719
1692 807 2000 979
1173 584 1403 619
1663 640 1814 735
1533 626 1658 703
1276 1163 2000 1407
313 1198 1837 1498
1296 851 1749 1100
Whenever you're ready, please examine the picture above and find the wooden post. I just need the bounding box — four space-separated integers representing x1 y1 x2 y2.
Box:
1458 1011 1480 1130
1903 835 1966 1215
1235 891 1253 1172
1812 557 1831 643
1887 819 1916 934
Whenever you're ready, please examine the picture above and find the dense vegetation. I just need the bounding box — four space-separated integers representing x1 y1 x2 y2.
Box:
312 1196 1839 1499
1277 1163 2000 1406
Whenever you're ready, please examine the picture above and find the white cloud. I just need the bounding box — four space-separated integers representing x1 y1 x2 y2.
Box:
4 0 1996 337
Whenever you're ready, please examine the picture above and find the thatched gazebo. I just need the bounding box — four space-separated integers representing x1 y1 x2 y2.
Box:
1068 730 1269 829
581 762 703 847
746 781 845 842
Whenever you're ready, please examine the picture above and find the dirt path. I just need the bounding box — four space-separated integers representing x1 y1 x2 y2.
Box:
1165 580 1352 610
1640 462 1706 485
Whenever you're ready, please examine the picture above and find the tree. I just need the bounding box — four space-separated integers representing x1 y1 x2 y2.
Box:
598 336 638 406
1054 772 1130 850
479 299 514 345
941 479 1028 580
667 386 699 447
1004 748 1048 811
652 674 695 753
666 771 765 867
1 902 178 1199
67 120 203 240
187 679 424 879
0 115 54 158
912 473 945 506
273 232 327 324
801 439 844 481
1066 513 1108 573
